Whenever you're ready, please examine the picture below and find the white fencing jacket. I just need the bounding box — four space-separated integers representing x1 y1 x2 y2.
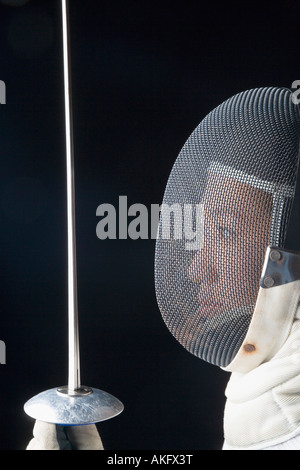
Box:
223 305 300 450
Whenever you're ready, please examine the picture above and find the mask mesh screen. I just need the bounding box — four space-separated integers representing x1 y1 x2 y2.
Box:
155 87 300 367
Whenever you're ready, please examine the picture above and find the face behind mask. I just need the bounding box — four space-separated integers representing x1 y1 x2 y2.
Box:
155 86 300 370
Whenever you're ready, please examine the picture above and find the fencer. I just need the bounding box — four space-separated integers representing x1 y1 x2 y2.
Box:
155 86 300 450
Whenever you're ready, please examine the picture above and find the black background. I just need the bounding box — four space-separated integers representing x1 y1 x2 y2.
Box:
0 0 299 451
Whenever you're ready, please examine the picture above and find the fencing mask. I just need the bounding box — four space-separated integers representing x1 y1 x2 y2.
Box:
155 87 300 373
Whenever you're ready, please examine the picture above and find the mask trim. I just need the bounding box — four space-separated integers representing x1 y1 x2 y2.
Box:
261 247 300 289
223 247 300 373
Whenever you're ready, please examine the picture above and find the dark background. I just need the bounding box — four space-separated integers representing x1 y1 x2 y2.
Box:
0 0 299 451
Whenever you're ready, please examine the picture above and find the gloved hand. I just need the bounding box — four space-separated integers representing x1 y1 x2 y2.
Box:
26 420 104 450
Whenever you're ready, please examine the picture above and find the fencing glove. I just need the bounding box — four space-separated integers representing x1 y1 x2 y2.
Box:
26 420 104 450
